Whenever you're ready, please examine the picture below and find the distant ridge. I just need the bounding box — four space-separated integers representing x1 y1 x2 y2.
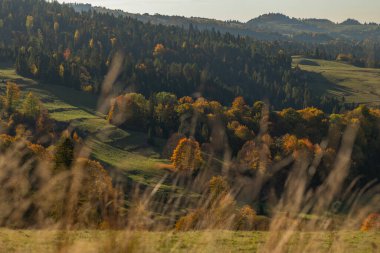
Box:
303 18 335 25
69 4 380 42
249 13 292 21
68 3 92 12
247 13 302 25
340 19 362 25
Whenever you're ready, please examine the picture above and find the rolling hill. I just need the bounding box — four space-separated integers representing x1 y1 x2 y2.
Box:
292 56 380 106
0 62 177 192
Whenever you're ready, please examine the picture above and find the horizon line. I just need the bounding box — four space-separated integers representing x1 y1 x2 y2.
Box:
63 2 380 25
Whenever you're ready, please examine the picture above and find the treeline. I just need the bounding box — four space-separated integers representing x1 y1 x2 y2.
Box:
108 91 380 187
284 40 380 68
0 0 344 111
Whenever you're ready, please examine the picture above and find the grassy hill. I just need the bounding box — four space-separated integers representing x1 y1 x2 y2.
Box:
292 56 380 106
0 63 173 190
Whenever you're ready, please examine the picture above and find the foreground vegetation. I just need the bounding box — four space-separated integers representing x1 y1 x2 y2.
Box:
0 229 379 253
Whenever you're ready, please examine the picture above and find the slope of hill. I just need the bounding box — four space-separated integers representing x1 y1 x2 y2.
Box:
0 63 172 189
247 13 324 35
293 56 380 106
90 7 284 41
341 19 362 25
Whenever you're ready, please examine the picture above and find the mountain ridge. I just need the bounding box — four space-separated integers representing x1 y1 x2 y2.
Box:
69 4 380 43
72 4 380 43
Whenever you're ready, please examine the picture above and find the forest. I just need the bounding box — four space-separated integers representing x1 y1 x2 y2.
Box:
0 0 346 111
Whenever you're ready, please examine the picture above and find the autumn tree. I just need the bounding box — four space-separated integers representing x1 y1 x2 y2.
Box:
227 121 255 154
53 21 59 33
175 176 236 231
298 107 327 142
171 137 202 171
74 29 80 44
237 140 261 171
59 64 65 78
54 136 75 172
107 93 148 131
30 63 38 76
235 205 256 230
89 38 94 49
2 82 20 112
209 176 230 201
276 108 305 137
22 92 41 118
155 92 178 136
282 134 314 158
25 15 34 32
153 43 166 57
232 96 246 110
70 158 123 227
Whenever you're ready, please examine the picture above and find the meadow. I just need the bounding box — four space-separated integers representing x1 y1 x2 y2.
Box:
292 56 380 106
0 229 379 253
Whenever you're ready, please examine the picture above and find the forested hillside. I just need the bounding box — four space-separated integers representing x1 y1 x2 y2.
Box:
84 5 380 68
0 0 343 111
78 5 380 42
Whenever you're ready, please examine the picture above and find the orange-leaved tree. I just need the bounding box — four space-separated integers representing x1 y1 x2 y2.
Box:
171 137 202 171
2 82 20 112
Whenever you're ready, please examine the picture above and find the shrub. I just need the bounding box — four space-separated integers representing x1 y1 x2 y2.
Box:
235 205 257 230
209 176 230 201
175 209 204 231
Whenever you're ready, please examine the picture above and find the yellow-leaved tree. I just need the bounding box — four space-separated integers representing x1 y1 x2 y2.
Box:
74 29 80 44
171 137 202 171
2 82 20 112
22 92 41 118
25 15 34 32
53 21 59 33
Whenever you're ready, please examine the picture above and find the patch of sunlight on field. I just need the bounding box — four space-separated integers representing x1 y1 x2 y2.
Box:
87 138 167 173
49 109 99 122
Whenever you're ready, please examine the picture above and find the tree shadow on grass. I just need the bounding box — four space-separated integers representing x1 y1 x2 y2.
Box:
301 70 356 98
1 62 99 114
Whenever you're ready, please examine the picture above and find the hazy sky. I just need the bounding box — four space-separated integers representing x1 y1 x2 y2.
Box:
58 0 380 23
